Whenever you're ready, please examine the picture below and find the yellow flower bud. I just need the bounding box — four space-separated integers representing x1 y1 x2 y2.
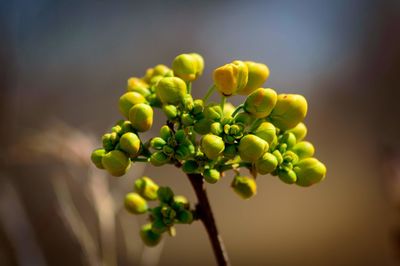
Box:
128 103 153 132
269 94 308 130
291 141 315 159
125 192 148 214
213 60 248 96
287 122 307 141
244 88 277 118
231 176 257 199
255 152 278 175
127 77 150 97
238 134 268 162
155 77 187 105
91 148 106 169
294 158 326 187
119 92 146 118
102 150 131 177
134 176 159 201
153 64 171 77
172 53 204 81
237 61 270 95
201 134 225 159
119 132 141 157
253 122 277 145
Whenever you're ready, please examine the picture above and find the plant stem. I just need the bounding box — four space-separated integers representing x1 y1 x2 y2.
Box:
220 96 226 112
231 104 244 118
203 85 216 103
186 173 230 266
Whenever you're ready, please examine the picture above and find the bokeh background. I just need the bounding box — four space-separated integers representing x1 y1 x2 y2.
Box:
1 0 400 265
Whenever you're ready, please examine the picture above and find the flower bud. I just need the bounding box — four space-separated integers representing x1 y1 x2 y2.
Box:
201 134 225 159
213 60 249 96
294 158 326 187
283 151 299 164
278 169 297 184
223 144 237 159
134 176 159 201
172 53 204 81
292 141 315 159
234 112 255 126
150 151 169 166
238 134 268 162
181 113 195 126
204 104 223 122
124 192 148 214
237 61 270 95
173 195 190 210
231 176 257 199
177 210 193 224
118 92 146 119
253 122 276 145
182 160 199 173
269 94 308 130
159 125 172 141
223 102 235 118
153 64 171 77
157 187 174 204
175 145 192 160
140 223 162 247
193 118 212 135
192 99 204 115
102 132 118 151
280 132 297 149
119 132 141 157
255 152 278 175
162 105 178 119
91 148 106 169
101 150 131 177
210 122 223 135
143 68 154 83
272 150 283 164
150 137 166 150
120 121 134 134
128 103 153 132
287 122 307 141
156 77 187 105
151 219 168 234
127 77 151 97
244 88 277 118
162 145 174 155
203 169 221 184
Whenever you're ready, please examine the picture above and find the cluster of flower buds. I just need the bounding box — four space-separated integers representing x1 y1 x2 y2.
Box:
91 53 327 246
124 176 195 246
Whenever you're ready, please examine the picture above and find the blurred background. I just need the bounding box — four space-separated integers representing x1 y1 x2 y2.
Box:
1 0 400 265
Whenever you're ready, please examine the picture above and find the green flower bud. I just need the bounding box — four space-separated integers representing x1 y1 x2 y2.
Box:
140 223 162 247
120 121 134 134
173 195 190 209
253 122 276 145
162 145 174 155
213 60 248 96
124 192 148 214
102 132 118 151
231 176 257 199
101 150 131 177
223 144 237 159
234 112 255 126
238 134 268 162
151 219 168 234
193 118 212 135
244 88 277 118
294 158 327 187
278 169 297 184
183 94 194 111
91 148 106 169
119 132 141 157
287 122 307 141
283 151 299 164
210 122 223 135
177 210 193 224
150 151 169 166
153 64 171 77
237 61 270 95
280 132 297 149
272 150 283 164
182 160 199 173
111 125 122 135
181 113 195 126
201 134 225 159
175 145 192 160
157 187 174 204
127 77 151 97
118 92 146 119
174 129 186 143
204 104 223 122
134 176 159 201
203 169 221 184
159 125 172 141
155 77 187 105
172 53 204 81
255 152 278 175
292 141 315 159
128 103 153 132
162 105 178 119
228 124 243 138
150 137 166 150
269 94 308 130
192 99 204 115
161 206 176 221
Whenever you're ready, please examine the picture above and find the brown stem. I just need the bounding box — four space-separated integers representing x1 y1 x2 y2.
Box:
187 173 230 266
